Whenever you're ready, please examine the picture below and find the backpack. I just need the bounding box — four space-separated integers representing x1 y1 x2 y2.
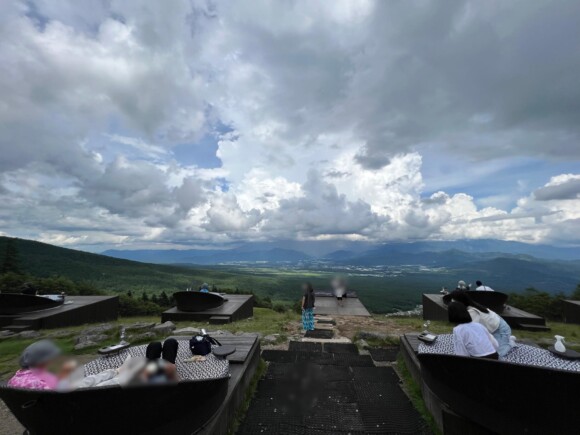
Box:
189 330 222 356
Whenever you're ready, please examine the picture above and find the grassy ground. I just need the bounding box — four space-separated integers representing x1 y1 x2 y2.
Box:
396 353 441 435
2 310 578 380
0 308 300 380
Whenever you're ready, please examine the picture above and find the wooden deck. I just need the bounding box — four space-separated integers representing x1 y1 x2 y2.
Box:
0 295 118 331
422 293 547 329
312 296 371 317
162 294 254 324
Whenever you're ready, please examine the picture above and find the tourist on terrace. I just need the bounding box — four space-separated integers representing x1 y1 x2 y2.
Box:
301 282 316 332
475 280 495 291
331 276 347 307
444 290 514 356
455 280 470 291
200 283 210 293
448 302 499 360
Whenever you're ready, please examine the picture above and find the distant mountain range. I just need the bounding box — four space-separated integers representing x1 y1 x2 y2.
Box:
103 247 312 264
2 236 579 304
103 239 580 265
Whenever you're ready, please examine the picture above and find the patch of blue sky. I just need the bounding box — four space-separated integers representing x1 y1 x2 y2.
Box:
420 148 580 209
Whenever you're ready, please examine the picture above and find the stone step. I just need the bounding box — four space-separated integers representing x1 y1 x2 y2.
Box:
2 324 32 332
518 323 551 332
314 315 334 322
209 316 231 325
312 323 334 331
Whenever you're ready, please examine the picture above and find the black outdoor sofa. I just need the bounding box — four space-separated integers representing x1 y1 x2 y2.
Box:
418 352 580 434
0 340 231 435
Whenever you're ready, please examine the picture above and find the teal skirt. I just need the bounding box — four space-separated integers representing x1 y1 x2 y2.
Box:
302 308 314 331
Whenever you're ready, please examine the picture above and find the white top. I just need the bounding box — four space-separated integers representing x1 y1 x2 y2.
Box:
453 322 498 357
475 285 494 291
467 307 501 334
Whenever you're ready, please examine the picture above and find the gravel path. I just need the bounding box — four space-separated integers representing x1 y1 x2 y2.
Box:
0 400 23 435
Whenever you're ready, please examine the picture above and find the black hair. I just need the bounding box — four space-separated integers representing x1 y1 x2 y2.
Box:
476 280 483 287
448 301 472 324
443 290 490 313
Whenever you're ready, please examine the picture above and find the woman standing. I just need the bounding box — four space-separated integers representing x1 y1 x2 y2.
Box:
444 290 514 357
301 282 315 332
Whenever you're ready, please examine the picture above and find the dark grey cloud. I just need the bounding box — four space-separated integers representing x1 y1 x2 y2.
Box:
1 0 580 248
534 178 580 201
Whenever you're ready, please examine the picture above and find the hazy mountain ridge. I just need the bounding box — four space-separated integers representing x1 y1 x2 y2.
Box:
103 239 580 265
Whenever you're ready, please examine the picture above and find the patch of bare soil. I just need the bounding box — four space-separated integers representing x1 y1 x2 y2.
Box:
335 316 414 340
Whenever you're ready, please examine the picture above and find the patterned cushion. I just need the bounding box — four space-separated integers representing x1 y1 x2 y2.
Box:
84 339 229 381
418 334 580 372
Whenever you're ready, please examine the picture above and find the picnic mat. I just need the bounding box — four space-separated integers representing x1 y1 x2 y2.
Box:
418 334 580 372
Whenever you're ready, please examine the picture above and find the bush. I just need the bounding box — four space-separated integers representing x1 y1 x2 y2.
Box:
509 287 567 320
272 301 291 313
118 294 163 316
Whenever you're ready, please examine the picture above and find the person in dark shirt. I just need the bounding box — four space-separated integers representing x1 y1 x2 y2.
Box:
301 282 315 332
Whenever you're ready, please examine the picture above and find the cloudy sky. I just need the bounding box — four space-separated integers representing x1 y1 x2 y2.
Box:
1 0 579 251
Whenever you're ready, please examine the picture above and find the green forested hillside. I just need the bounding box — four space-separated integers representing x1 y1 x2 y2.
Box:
1 236 579 315
0 237 245 293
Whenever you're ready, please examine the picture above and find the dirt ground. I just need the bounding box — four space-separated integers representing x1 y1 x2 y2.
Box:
335 315 415 340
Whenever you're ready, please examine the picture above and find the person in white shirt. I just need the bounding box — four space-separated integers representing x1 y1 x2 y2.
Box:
444 290 514 357
448 301 499 360
475 280 494 291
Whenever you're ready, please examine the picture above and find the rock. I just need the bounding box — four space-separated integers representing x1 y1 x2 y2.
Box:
356 339 370 349
0 330 16 340
130 331 157 342
18 331 41 339
45 330 75 339
357 331 388 341
152 321 176 334
125 322 155 331
173 327 201 335
262 334 279 344
74 341 99 350
80 323 114 336
75 333 108 347
211 330 233 336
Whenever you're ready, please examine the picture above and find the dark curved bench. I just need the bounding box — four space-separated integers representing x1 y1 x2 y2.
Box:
0 377 228 435
418 353 580 435
0 294 64 315
173 291 226 312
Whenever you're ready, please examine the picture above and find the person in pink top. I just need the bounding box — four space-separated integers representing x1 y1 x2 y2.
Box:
8 340 61 390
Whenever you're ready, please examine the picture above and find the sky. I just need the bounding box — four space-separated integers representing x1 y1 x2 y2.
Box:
0 0 579 251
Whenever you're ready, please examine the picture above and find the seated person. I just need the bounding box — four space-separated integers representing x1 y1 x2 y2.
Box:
475 280 495 291
200 283 210 293
9 339 178 391
142 338 179 383
444 290 514 357
448 301 499 360
455 280 470 291
8 340 61 390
